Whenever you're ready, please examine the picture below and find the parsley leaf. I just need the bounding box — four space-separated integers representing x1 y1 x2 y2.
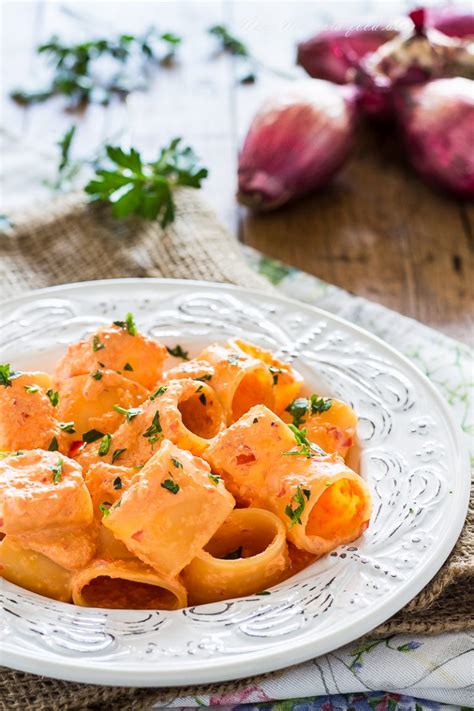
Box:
92 335 105 352
50 457 63 484
91 369 103 380
268 365 284 385
310 394 332 414
85 139 207 227
111 448 127 464
113 476 123 490
208 473 221 485
46 389 59 406
208 25 249 57
98 433 112 456
0 364 20 387
171 458 183 469
113 405 142 422
143 411 162 443
99 501 112 517
59 421 76 433
150 385 167 400
285 397 309 428
161 477 179 494
24 384 40 394
194 373 212 382
123 362 134 371
283 425 326 458
82 428 105 443
166 343 189 360
113 312 137 336
48 436 59 451
198 392 207 406
285 485 310 529
11 29 182 108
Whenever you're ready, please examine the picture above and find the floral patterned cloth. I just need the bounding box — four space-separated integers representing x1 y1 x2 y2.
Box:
165 252 473 710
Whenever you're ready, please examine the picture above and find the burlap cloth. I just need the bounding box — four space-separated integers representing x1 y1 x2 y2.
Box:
0 190 472 709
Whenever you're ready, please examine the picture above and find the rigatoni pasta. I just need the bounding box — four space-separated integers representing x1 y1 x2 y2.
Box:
0 312 371 609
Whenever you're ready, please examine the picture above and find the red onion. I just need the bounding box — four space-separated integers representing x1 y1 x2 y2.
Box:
394 77 474 197
428 8 474 39
296 28 396 85
237 80 357 210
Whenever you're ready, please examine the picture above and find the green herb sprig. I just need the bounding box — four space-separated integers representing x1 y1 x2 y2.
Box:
85 139 208 227
11 28 182 108
283 425 326 458
285 485 311 528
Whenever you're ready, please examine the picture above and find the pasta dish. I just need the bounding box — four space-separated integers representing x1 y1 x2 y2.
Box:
0 313 371 609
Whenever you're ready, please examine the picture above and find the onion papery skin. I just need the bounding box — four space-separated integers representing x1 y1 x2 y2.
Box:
395 77 474 198
296 28 396 85
237 80 357 211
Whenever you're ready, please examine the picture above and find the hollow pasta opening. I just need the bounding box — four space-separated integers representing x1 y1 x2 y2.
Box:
178 390 222 439
80 576 179 609
231 369 272 422
305 478 365 541
204 512 277 560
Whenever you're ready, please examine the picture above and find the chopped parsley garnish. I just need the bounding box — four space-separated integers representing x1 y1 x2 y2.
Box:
111 448 127 464
199 392 207 406
255 590 271 596
48 436 59 451
99 501 112 517
50 457 63 484
222 546 243 560
161 477 180 494
123 362 134 371
285 395 332 428
92 335 105 352
46 389 59 407
59 421 76 433
143 411 162 443
268 365 284 384
150 385 167 400
283 425 326 458
24 384 40 394
166 344 189 360
208 473 221 485
194 373 212 382
113 405 142 422
113 312 137 336
0 364 20 387
113 476 123 490
285 397 309 428
227 353 240 365
285 485 311 528
82 428 105 443
171 458 183 469
98 433 112 456
310 394 332 414
253 417 259 424
91 369 103 380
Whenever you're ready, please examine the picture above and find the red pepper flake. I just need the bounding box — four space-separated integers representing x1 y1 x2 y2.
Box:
68 440 84 458
132 530 144 541
236 449 256 465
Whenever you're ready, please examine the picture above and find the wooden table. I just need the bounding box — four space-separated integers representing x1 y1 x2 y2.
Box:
2 0 473 344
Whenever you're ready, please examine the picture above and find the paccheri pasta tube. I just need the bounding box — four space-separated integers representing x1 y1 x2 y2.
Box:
102 440 235 578
71 559 187 609
229 338 303 415
206 405 371 555
197 343 275 424
182 508 289 604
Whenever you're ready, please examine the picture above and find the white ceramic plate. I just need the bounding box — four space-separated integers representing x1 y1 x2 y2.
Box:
0 278 469 687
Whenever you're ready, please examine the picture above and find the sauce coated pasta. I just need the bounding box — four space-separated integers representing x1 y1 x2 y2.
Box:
0 314 371 609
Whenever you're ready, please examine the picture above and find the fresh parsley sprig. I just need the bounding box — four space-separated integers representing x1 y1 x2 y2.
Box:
285 394 332 428
85 139 208 227
285 485 311 528
11 28 182 108
284 425 326 458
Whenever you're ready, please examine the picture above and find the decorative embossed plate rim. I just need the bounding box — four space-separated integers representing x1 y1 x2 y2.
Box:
0 278 469 687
